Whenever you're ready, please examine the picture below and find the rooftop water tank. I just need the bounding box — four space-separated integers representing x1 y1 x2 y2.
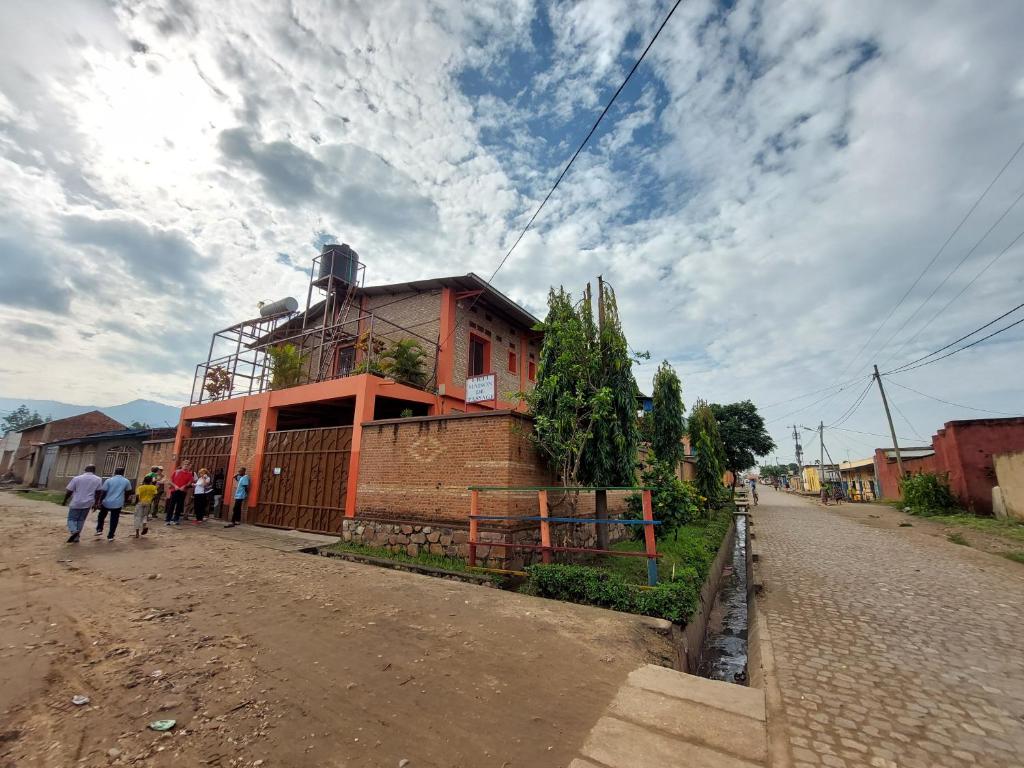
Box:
259 297 299 318
317 243 360 286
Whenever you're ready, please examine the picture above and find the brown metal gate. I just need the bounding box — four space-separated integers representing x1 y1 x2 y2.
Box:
179 434 233 519
253 426 352 533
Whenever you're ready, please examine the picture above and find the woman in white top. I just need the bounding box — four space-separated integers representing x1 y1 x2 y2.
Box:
193 468 212 524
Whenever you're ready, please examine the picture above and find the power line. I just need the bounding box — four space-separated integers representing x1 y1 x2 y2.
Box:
877 187 1024 369
889 395 926 442
761 377 868 409
880 225 1024 368
766 378 868 424
885 301 1024 374
833 137 1024 383
884 378 1020 417
827 379 874 429
831 425 917 443
887 313 1024 375
441 0 685 351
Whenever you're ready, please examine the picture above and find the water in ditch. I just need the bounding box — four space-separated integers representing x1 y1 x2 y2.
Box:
698 514 748 683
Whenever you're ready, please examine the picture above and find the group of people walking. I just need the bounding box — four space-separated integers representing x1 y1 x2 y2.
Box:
62 459 251 543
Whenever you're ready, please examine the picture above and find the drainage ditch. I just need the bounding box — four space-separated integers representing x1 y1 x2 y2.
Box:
698 513 749 684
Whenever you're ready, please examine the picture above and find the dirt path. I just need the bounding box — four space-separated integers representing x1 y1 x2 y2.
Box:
0 493 674 768
756 485 1024 768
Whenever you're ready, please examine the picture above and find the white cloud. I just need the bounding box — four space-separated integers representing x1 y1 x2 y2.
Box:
0 0 1021 463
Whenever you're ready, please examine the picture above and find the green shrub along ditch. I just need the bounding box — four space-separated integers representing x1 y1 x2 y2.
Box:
521 509 732 623
899 472 961 516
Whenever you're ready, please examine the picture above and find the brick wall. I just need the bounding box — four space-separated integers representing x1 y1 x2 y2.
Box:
452 303 538 399
139 440 175 484
365 290 442 383
354 409 628 528
235 410 262 474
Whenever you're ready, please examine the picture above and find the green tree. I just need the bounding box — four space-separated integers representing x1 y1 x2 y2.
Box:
527 283 639 497
2 405 46 433
128 421 151 430
581 282 639 489
527 288 610 490
650 360 685 468
268 343 307 389
689 399 726 511
379 338 428 387
709 401 776 488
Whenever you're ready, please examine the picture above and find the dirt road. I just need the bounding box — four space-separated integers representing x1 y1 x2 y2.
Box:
0 493 673 768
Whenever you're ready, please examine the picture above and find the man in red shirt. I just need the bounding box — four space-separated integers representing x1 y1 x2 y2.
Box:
164 460 195 525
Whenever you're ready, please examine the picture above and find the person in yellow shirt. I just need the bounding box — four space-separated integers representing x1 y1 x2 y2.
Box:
133 478 159 538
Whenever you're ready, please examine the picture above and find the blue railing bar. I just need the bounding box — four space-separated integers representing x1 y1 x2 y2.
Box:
469 515 660 525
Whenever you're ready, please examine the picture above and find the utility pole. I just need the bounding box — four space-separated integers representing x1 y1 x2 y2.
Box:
819 421 825 493
872 364 904 480
594 276 608 550
792 424 803 490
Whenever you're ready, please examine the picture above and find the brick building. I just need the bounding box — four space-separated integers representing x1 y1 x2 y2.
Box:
11 410 125 485
39 427 176 492
175 250 545 534
874 417 1024 515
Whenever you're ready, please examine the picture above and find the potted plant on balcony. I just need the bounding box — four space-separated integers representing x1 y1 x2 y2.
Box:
379 338 428 387
268 343 306 389
203 366 233 400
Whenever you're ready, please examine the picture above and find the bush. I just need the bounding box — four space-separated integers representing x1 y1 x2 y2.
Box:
625 459 701 538
522 563 699 623
901 472 961 516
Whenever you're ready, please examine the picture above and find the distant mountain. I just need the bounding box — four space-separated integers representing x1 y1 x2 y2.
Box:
0 397 180 429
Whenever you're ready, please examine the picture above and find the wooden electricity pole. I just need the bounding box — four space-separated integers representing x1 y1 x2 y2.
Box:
595 275 609 550
873 364 905 480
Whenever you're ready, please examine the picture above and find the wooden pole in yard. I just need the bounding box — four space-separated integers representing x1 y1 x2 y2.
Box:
642 489 658 586
468 489 479 567
538 489 552 564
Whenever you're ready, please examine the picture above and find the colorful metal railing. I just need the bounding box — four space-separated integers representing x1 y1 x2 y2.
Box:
467 486 661 586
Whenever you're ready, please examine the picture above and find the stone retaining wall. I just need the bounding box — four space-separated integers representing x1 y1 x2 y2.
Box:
341 516 631 570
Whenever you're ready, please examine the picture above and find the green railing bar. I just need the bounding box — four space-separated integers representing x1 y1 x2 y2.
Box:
466 485 654 492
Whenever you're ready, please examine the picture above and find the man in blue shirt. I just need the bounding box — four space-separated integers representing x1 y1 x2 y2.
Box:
96 467 133 540
224 467 250 528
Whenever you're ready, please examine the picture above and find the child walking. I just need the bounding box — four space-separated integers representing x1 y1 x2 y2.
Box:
133 476 159 538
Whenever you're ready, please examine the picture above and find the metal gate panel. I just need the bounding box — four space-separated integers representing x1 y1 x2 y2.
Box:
179 434 233 518
254 426 351 534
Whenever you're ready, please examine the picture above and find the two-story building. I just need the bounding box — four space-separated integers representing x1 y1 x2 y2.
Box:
174 245 543 534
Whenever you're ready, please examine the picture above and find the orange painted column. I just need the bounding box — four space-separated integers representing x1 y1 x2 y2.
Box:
437 287 457 401
344 379 378 517
538 489 552 564
171 416 193 462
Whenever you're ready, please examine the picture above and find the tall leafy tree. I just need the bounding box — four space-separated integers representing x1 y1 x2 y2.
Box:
650 360 685 467
2 405 46 432
528 288 610 490
709 401 776 488
689 399 726 511
527 282 639 531
581 283 639 488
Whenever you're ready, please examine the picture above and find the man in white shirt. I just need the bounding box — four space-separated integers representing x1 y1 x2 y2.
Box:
62 465 103 544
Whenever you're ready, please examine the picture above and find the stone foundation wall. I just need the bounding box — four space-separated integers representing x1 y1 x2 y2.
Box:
342 516 632 570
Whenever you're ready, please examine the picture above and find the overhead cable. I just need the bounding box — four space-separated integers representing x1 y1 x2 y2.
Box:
885 301 1024 374
884 378 1020 417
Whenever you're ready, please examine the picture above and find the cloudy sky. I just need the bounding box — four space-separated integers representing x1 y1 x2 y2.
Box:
1 0 1022 462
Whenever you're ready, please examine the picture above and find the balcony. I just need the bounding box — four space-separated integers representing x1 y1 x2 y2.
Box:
190 311 439 405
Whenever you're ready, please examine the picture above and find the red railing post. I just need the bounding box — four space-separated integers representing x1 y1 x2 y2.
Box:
538 489 552 564
469 489 479 567
641 489 658 586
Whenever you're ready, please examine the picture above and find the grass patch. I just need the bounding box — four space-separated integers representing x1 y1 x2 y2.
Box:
1001 551 1024 565
323 541 478 575
947 532 968 546
928 514 1024 545
521 508 733 624
18 490 65 504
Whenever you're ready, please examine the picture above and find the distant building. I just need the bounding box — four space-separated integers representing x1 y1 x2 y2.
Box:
801 463 840 493
39 427 176 492
838 458 879 501
874 417 1024 516
11 411 125 485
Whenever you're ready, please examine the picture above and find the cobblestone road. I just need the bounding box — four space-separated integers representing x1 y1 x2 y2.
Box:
756 486 1024 768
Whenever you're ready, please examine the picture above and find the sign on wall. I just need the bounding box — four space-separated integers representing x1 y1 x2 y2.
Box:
466 373 497 404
